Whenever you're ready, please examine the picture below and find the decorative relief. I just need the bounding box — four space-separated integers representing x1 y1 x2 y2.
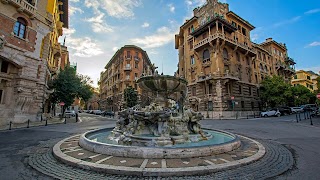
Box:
0 35 7 50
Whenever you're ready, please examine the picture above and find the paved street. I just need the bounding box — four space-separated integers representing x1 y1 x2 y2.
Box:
0 113 319 179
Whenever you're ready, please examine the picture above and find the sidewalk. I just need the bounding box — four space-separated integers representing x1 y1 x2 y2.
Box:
0 116 79 131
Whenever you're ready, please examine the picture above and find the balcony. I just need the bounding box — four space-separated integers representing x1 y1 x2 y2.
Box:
194 33 256 57
125 55 132 60
124 65 132 71
6 0 36 17
285 57 296 65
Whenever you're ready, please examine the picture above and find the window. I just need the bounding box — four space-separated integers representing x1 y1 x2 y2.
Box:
190 55 195 65
236 52 240 62
241 101 245 109
251 102 254 109
307 76 310 80
232 21 237 27
242 27 246 36
202 32 207 39
0 89 3 104
135 62 138 68
126 51 131 58
258 52 261 59
223 48 228 60
249 87 252 96
0 60 9 73
134 83 137 90
263 54 266 61
239 85 242 94
203 49 210 63
208 101 213 111
294 75 297 79
192 87 196 96
208 83 213 94
246 57 250 65
13 17 27 39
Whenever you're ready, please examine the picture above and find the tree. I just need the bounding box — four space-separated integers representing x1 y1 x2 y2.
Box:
49 67 94 114
317 76 320 93
260 75 292 108
124 86 138 108
291 84 315 106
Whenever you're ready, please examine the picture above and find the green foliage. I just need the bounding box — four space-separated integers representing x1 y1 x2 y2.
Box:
317 76 320 93
124 86 138 108
49 67 94 108
291 85 315 106
260 75 291 108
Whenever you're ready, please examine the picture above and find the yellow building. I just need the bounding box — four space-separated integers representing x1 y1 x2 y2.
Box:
175 0 296 118
292 70 319 92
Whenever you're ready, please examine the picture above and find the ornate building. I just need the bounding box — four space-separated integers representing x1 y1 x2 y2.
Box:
0 0 68 126
99 45 156 111
175 0 295 118
292 70 319 92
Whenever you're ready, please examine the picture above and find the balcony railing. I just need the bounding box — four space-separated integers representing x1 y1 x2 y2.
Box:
7 0 36 17
194 33 256 55
124 65 132 71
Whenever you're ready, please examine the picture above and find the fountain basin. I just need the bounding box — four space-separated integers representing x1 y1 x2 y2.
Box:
79 128 241 159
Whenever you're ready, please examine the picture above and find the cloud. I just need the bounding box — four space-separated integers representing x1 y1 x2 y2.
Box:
112 47 118 51
306 41 320 47
185 0 206 9
69 0 79 2
69 6 83 16
66 37 103 57
142 22 150 28
273 16 301 27
84 0 142 18
63 28 76 36
130 27 176 48
305 8 320 14
168 4 175 13
84 12 114 33
251 34 259 42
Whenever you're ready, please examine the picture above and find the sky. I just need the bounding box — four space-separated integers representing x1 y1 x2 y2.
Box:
61 0 320 87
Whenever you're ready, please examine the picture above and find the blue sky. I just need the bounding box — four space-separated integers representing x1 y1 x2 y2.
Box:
62 0 320 87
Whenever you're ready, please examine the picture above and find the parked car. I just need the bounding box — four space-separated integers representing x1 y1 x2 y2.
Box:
301 104 318 112
65 110 76 117
93 110 103 115
261 108 281 117
278 107 292 115
290 107 304 113
103 111 115 117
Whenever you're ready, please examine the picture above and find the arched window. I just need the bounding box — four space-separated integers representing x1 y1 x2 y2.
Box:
236 52 240 62
265 65 268 72
223 48 229 60
203 49 210 63
13 17 27 39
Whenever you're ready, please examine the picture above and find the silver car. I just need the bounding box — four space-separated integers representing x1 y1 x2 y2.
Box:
290 107 304 113
261 109 281 117
65 110 76 117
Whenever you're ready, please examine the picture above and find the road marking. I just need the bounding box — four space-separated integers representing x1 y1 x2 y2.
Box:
140 159 148 168
96 156 113 164
120 160 127 164
150 162 158 165
161 159 167 168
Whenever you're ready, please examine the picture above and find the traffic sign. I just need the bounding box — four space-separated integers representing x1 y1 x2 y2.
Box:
231 96 235 100
317 94 320 100
59 102 65 106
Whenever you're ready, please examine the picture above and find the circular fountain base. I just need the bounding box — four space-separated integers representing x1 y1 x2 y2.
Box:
78 128 240 159
52 130 266 177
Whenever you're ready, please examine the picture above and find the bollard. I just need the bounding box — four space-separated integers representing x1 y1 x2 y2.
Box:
76 113 78 122
310 114 313 125
9 121 12 130
27 119 30 128
45 119 48 126
296 113 298 123
299 113 301 121
304 112 306 119
64 116 67 124
247 114 249 119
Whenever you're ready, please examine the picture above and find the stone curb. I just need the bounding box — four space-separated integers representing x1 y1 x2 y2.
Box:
52 133 266 177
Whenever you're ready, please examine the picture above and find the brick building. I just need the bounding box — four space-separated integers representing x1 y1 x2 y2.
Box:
99 45 156 111
0 0 68 126
175 0 295 118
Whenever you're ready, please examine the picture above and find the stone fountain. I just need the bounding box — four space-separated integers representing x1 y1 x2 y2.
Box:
111 75 208 147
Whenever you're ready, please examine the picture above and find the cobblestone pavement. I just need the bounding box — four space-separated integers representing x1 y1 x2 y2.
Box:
28 139 293 180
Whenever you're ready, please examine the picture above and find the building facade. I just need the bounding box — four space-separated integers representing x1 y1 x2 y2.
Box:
99 45 155 111
292 70 319 92
175 0 295 118
0 0 68 126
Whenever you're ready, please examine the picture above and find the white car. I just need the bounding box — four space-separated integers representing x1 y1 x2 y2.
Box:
65 110 76 117
93 110 103 115
261 109 281 117
290 107 304 113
